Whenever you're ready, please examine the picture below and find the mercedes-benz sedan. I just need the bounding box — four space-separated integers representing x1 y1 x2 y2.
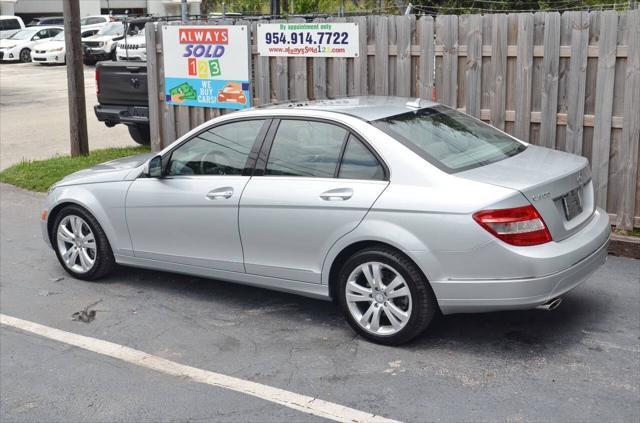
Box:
41 97 610 345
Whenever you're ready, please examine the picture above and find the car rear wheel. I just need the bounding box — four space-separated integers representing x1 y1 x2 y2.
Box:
52 205 115 280
19 48 31 63
127 124 150 146
337 247 437 345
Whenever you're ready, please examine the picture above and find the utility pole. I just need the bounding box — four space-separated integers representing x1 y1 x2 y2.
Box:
181 0 188 22
62 0 88 156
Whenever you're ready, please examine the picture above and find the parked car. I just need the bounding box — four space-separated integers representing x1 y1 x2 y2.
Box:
115 33 146 61
0 15 25 39
80 15 111 34
94 61 149 145
27 16 64 26
30 31 65 64
0 26 63 62
41 97 610 345
82 21 125 64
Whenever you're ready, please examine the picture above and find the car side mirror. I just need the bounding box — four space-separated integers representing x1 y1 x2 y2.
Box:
145 155 163 178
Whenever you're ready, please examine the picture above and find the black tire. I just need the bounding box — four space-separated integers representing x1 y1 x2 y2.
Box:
83 58 96 66
127 124 150 146
51 205 115 281
337 247 438 345
19 48 31 63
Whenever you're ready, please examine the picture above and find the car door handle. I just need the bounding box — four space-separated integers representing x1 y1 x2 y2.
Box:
206 187 233 200
320 188 353 201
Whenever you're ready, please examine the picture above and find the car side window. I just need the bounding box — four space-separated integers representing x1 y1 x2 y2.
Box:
266 120 347 178
3 19 21 30
48 28 62 37
32 30 44 40
168 119 266 176
338 135 385 181
87 17 104 25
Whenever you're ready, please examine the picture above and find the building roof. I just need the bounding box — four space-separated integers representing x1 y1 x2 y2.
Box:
256 96 439 121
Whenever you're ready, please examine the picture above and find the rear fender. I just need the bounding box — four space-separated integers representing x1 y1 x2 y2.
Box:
321 218 443 286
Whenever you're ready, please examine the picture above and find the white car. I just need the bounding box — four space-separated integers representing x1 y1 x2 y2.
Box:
31 31 65 64
0 26 63 62
82 22 125 64
116 33 146 61
80 15 111 35
0 15 25 39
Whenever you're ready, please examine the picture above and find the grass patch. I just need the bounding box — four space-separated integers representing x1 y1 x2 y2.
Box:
0 146 150 192
613 227 640 238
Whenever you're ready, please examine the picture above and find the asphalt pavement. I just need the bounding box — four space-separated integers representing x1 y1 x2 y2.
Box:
1 183 639 422
0 62 133 170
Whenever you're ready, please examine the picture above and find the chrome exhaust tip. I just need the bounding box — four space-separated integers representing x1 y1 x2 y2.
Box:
535 297 562 311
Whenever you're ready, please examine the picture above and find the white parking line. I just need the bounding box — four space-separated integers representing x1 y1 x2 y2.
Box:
0 314 400 423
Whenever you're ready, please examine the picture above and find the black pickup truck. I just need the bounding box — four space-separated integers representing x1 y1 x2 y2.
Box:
94 61 150 145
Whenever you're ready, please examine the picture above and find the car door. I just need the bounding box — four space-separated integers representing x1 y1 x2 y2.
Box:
126 118 269 272
239 118 390 284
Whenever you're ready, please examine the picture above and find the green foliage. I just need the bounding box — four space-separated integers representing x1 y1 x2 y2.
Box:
200 0 631 15
0 146 150 192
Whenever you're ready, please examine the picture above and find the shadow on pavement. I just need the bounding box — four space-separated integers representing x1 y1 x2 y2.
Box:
106 265 607 355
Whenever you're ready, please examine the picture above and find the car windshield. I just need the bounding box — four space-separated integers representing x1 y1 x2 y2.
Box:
373 105 526 173
8 29 37 40
52 32 64 41
98 22 123 36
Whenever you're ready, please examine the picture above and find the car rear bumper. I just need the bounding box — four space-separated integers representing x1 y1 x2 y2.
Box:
94 104 149 126
432 208 610 314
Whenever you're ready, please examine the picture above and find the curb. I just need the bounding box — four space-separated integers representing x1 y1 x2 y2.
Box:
609 234 640 260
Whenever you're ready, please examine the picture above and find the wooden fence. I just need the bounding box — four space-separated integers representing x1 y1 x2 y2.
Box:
145 10 640 229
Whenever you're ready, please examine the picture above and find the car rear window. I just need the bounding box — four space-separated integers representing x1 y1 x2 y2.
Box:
372 105 526 173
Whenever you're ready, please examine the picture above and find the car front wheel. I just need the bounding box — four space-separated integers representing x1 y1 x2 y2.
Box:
52 205 115 280
337 247 438 345
19 48 31 63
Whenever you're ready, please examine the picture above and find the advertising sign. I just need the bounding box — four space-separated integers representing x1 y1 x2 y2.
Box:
163 25 250 109
257 22 359 58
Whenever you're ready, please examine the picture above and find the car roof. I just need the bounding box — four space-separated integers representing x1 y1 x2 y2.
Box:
254 96 439 121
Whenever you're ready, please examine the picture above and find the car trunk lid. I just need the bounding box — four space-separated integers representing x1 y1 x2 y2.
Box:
457 145 594 241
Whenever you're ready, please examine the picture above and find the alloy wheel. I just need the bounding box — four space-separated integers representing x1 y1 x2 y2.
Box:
20 49 31 62
345 261 413 336
56 215 97 273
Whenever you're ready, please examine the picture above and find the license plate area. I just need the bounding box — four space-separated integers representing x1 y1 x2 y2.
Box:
562 188 583 221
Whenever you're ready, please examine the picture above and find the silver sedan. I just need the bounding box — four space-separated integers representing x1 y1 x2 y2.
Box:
41 97 610 345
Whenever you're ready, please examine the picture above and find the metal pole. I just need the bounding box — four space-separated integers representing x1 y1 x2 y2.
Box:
62 0 89 156
270 0 280 17
181 0 188 22
405 3 412 15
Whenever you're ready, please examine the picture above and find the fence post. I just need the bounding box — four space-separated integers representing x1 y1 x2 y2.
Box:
145 23 162 152
617 9 640 229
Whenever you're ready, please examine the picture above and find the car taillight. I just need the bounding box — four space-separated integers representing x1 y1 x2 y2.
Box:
473 205 552 246
95 68 100 95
